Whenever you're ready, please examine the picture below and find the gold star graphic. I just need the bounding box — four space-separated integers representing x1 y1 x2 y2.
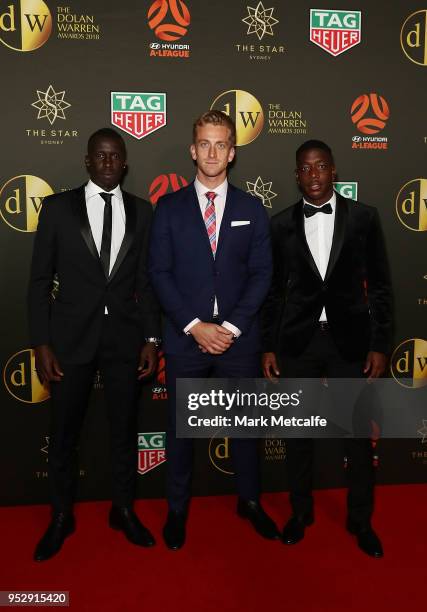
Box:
246 176 277 208
31 85 71 125
418 419 427 443
242 2 279 41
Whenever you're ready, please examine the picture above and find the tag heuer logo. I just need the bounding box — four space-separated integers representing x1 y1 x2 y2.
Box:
334 182 358 200
111 92 167 140
310 9 361 56
137 432 166 475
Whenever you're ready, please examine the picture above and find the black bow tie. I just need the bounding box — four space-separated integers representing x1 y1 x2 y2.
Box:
304 202 333 218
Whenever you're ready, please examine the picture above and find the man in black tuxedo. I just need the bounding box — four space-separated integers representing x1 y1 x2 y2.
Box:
28 128 161 561
262 140 392 557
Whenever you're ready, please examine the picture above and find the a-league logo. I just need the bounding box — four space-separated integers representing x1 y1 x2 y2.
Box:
148 0 190 41
149 173 188 205
3 349 50 403
211 90 264 146
111 92 167 140
351 93 389 134
137 432 166 475
310 9 361 56
0 0 52 52
0 175 53 232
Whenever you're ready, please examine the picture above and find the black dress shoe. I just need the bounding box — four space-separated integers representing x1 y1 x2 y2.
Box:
163 510 187 550
109 506 155 547
282 514 314 545
237 499 280 540
347 520 383 558
34 513 75 562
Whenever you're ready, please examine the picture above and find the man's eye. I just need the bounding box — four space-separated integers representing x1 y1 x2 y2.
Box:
217 143 225 149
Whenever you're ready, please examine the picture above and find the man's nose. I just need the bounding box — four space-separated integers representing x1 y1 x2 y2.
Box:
208 145 216 158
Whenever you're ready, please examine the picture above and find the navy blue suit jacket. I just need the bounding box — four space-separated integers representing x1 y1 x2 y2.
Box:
149 182 272 356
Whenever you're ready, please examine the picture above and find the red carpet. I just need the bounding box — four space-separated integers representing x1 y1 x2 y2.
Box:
1 485 426 612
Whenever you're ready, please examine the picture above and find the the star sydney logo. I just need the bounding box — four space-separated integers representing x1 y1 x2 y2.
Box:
310 9 361 56
246 176 277 208
111 92 167 140
31 85 71 125
242 2 279 41
418 420 427 443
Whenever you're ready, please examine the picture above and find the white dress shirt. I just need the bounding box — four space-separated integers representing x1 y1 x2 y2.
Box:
184 177 241 338
85 180 126 313
303 191 336 322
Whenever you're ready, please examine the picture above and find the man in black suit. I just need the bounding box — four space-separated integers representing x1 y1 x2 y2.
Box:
149 110 278 549
28 128 161 561
262 140 392 557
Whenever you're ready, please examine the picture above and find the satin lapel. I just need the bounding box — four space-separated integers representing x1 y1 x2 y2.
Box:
294 200 322 281
325 194 348 281
72 185 102 266
189 183 216 260
108 191 136 283
214 184 234 260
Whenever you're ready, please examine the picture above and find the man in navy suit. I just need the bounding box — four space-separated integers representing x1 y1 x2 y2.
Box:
149 110 278 549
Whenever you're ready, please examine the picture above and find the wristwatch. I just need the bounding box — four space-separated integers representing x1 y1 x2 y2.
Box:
145 337 162 347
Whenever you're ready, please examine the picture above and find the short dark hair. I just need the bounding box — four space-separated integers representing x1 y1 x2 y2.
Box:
193 110 236 146
87 128 126 156
296 139 333 163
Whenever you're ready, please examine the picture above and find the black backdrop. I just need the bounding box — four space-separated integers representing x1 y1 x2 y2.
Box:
1 0 426 505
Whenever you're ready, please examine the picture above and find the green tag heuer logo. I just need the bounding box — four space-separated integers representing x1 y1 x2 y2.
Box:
137 432 166 475
310 9 361 56
111 92 167 140
334 182 358 200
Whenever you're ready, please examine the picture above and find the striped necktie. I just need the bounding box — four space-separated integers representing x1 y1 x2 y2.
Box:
204 191 217 256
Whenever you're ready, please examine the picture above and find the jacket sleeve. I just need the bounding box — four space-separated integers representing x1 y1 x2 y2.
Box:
148 198 200 331
366 208 393 354
27 196 56 347
135 200 162 339
260 215 288 353
225 200 273 334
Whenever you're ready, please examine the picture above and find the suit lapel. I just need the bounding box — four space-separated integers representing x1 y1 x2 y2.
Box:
325 193 348 281
72 185 103 268
188 182 216 260
215 184 234 260
108 191 136 283
294 200 323 281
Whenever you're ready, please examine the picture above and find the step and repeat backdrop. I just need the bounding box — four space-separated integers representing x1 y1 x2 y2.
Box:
0 0 426 505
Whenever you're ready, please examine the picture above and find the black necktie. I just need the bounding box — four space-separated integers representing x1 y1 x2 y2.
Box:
99 192 112 277
303 202 333 218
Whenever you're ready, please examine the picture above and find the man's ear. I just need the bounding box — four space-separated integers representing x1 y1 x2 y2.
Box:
190 144 197 161
85 155 90 167
228 146 235 163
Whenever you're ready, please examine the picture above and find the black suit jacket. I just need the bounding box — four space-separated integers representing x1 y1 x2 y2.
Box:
261 194 393 360
28 185 160 364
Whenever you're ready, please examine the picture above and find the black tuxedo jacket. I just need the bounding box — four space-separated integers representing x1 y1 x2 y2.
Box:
28 185 160 364
261 193 393 360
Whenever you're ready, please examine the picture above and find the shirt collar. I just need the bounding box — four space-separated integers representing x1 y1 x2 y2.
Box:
303 190 336 212
86 179 123 202
194 176 228 201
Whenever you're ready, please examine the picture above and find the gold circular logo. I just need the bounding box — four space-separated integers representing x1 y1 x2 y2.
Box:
395 178 427 232
401 10 427 66
0 175 53 232
208 435 234 475
391 339 427 389
0 0 52 52
3 349 50 403
210 90 264 146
